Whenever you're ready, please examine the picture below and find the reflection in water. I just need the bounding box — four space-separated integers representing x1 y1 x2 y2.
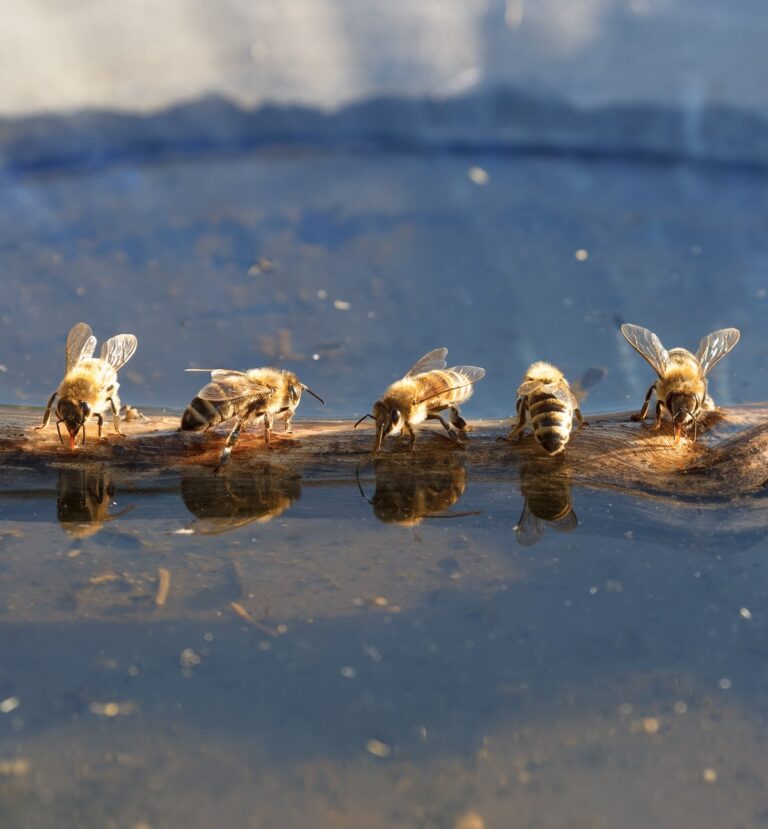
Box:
516 458 577 547
180 464 301 534
56 466 132 538
361 454 473 526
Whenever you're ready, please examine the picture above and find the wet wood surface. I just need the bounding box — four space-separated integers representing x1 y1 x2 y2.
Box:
2 403 768 499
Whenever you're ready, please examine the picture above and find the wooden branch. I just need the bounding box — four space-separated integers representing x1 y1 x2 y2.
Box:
2 404 768 501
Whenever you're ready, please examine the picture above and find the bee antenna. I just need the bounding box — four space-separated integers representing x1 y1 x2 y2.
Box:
354 413 376 428
301 385 325 405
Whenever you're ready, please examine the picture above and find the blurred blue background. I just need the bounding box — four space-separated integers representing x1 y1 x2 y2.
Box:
1 0 767 417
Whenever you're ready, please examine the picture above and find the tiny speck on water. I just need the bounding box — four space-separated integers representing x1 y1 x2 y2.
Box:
334 299 351 311
468 166 489 185
0 697 20 714
674 701 688 714
718 677 732 690
740 607 752 619
365 739 391 758
703 768 718 783
340 666 357 679
574 248 589 261
179 648 201 669
642 717 660 734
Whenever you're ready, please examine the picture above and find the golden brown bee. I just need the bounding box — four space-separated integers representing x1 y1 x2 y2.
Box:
355 348 485 456
516 458 577 546
621 324 740 443
38 322 138 449
180 464 301 534
506 362 583 455
180 367 324 465
56 467 133 539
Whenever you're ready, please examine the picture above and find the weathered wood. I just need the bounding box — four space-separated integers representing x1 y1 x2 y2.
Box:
2 404 768 499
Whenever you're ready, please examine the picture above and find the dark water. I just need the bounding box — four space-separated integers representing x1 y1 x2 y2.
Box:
0 453 767 828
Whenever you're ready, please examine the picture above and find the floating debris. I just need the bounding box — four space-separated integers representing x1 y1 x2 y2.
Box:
468 166 489 186
229 602 278 637
340 666 357 679
0 759 29 776
365 739 391 758
89 701 136 717
703 768 718 783
0 697 19 714
179 649 202 669
155 568 171 607
333 299 351 311
740 607 753 620
575 248 589 261
718 677 732 690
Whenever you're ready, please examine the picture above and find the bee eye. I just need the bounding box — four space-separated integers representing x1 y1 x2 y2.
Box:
80 402 90 415
391 410 401 425
288 384 300 403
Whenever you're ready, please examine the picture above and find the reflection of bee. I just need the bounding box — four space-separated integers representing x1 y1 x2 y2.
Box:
506 362 582 455
359 455 470 526
621 324 740 443
38 323 138 449
180 368 324 464
180 464 301 534
516 459 577 546
355 348 485 456
57 467 132 539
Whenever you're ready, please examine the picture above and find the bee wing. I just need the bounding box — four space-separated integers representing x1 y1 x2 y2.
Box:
65 322 97 371
406 348 448 377
695 328 740 377
99 334 138 371
550 508 578 534
449 366 486 384
516 501 543 547
620 324 669 377
197 371 273 402
548 382 580 409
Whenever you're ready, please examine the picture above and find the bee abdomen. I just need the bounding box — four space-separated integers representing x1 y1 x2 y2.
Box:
529 392 573 455
180 397 232 431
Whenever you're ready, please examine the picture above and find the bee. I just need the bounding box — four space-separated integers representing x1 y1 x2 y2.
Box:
506 362 583 455
37 322 138 449
180 367 324 465
621 324 740 443
354 348 485 456
56 467 133 539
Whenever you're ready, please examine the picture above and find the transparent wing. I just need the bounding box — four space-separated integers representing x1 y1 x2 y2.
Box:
65 322 96 371
197 371 273 402
406 347 448 377
550 508 578 534
99 334 137 371
449 366 486 384
516 502 543 548
620 324 669 377
695 328 740 377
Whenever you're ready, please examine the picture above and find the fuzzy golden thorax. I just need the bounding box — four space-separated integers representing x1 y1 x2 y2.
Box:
657 349 707 430
522 361 565 385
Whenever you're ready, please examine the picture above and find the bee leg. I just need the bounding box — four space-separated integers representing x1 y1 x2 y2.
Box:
427 413 466 447
284 411 293 434
631 384 656 422
36 392 57 430
263 412 274 447
405 422 417 453
96 413 104 439
107 396 123 436
574 408 586 429
449 406 469 434
217 418 247 469
502 398 527 441
652 400 664 431
55 419 66 446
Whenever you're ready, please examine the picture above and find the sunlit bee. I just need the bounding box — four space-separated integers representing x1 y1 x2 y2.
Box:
355 348 485 456
180 367 324 465
621 324 740 444
38 322 138 450
506 362 583 455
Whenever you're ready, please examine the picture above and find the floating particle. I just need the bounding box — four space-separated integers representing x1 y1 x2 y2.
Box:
317 290 327 299
155 568 171 607
642 717 660 734
365 739 391 758
334 300 351 311
312 353 320 361
740 607 752 620
574 249 589 262
468 166 489 186
373 596 388 606
618 703 633 716
173 528 194 535
340 666 357 679
0 759 29 776
718 677 732 690
674 701 688 714
0 698 19 714
179 649 201 669
455 810 485 829
703 768 718 783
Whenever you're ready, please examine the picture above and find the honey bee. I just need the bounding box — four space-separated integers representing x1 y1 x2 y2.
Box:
506 362 583 455
180 367 324 464
354 348 485 456
37 322 138 449
56 466 133 539
621 324 740 443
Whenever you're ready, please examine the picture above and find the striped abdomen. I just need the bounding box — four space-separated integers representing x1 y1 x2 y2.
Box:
180 397 248 432
527 387 574 455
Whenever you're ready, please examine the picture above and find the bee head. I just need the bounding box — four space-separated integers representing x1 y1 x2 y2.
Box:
56 399 90 448
667 392 700 444
287 382 302 406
